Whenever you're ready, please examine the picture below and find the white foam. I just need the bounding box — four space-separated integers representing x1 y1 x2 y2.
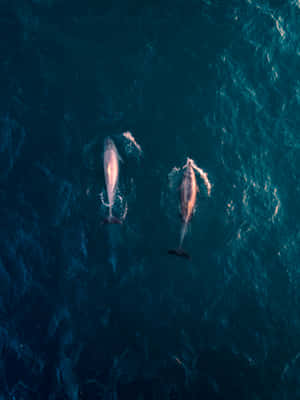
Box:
187 158 212 196
122 131 143 155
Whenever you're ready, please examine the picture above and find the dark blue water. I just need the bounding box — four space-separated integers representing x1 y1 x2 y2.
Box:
1 0 300 398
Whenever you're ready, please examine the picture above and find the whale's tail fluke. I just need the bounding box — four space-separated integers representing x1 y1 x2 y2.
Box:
168 248 190 259
102 216 122 224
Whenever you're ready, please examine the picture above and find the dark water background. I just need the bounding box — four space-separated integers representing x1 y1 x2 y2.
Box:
1 0 300 398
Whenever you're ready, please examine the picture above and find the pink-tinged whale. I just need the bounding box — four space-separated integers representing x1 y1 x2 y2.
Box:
103 137 122 224
168 158 199 259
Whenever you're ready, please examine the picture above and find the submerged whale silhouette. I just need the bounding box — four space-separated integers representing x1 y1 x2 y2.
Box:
168 158 198 259
168 157 212 259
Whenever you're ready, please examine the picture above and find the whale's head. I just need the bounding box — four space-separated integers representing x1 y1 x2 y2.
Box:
104 136 114 148
186 157 193 166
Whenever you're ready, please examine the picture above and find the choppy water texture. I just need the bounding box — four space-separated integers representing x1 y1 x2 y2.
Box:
1 0 300 399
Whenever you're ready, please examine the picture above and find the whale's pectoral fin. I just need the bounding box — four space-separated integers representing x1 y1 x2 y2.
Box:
178 209 182 220
168 248 190 259
99 192 110 207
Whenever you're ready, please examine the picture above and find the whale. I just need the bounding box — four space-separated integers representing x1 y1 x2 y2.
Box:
102 137 122 224
168 158 199 259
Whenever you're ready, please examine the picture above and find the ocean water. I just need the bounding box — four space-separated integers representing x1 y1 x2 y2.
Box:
1 0 300 398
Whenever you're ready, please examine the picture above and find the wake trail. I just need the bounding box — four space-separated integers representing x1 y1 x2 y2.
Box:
184 158 212 196
122 131 143 156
